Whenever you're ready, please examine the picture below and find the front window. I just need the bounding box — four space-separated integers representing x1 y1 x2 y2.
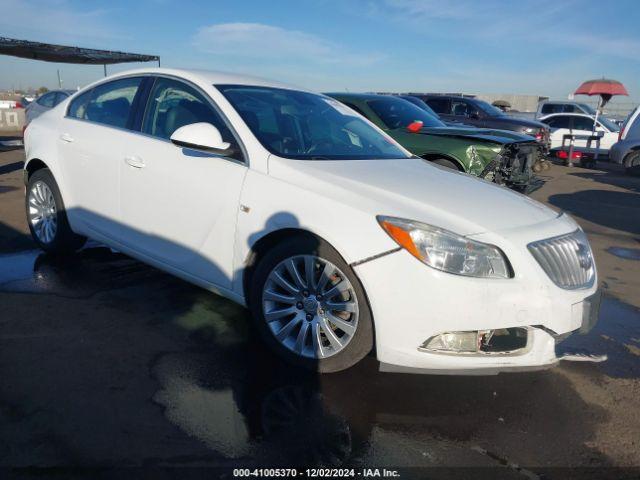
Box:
578 103 597 115
598 116 620 132
474 99 505 117
216 85 411 160
367 97 445 129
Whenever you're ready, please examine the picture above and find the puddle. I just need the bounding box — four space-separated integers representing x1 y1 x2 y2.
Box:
557 296 640 378
606 247 640 261
0 246 171 298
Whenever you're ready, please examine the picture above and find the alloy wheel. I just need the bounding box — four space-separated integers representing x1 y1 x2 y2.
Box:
28 181 58 244
262 255 359 359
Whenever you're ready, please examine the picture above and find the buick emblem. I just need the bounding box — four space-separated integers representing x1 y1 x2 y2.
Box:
576 244 592 270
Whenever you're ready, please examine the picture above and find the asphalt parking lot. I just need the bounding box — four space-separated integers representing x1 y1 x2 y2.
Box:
1 147 639 477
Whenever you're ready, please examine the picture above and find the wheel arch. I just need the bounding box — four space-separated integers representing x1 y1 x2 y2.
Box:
242 226 377 358
243 227 328 303
24 158 49 185
420 153 465 171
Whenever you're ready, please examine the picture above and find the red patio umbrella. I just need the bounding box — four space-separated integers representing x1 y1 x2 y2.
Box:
574 78 629 136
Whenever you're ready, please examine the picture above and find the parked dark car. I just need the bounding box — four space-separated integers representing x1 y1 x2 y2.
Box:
416 95 550 149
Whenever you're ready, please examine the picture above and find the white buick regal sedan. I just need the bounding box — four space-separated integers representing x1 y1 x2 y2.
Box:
23 68 600 374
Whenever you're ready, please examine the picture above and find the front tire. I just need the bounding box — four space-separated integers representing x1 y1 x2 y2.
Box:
26 168 86 254
249 236 373 373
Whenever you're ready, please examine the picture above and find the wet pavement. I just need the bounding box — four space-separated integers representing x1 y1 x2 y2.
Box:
1 151 640 477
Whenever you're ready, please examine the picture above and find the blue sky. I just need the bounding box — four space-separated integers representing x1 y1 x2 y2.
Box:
0 0 638 102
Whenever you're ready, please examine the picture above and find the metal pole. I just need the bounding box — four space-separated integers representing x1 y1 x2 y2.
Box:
57 69 62 88
157 58 161 67
104 64 107 77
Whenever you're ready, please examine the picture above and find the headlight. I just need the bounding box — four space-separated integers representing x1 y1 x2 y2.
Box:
377 216 511 278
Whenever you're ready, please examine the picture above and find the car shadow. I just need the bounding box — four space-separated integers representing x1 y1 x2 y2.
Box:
547 189 640 235
0 206 620 470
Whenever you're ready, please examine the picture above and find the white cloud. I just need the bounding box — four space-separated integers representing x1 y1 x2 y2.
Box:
0 0 117 43
192 22 384 66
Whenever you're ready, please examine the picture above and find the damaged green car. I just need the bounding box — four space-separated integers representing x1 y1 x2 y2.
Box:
327 93 540 191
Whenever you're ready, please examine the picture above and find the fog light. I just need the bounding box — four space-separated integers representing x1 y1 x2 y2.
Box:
421 328 528 354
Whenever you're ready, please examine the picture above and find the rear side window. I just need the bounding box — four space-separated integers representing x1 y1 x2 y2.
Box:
52 92 68 108
68 77 142 128
142 77 235 145
543 116 570 129
627 112 640 139
425 97 450 114
573 116 594 131
37 92 56 108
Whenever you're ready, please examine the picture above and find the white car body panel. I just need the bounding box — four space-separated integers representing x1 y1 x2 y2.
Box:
540 113 619 151
24 68 599 374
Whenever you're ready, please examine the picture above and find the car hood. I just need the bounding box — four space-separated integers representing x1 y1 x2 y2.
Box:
418 126 534 144
268 156 559 236
489 116 548 129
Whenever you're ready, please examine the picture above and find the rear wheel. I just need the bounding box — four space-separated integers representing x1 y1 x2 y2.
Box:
26 168 86 254
249 236 373 373
625 151 640 176
431 158 461 171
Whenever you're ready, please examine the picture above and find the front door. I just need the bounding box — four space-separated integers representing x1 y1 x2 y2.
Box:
119 77 247 289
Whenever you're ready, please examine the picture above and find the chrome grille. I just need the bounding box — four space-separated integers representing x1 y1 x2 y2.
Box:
528 229 595 289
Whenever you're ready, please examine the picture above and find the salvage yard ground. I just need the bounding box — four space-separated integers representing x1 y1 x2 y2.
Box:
1 147 639 475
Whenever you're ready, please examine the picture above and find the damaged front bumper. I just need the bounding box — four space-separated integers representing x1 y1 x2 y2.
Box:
481 142 541 190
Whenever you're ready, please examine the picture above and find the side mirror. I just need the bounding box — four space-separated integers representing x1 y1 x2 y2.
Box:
170 122 231 154
469 111 480 120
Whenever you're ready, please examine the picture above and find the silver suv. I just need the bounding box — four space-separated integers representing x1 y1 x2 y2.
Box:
610 105 640 176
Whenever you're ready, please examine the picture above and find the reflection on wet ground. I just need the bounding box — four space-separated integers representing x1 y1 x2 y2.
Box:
606 246 640 261
1 246 638 471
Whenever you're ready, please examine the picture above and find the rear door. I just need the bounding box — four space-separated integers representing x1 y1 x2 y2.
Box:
543 115 572 149
57 76 145 238
118 76 247 288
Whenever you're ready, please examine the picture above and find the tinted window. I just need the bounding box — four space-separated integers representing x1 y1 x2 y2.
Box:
399 96 440 118
544 116 571 129
143 77 235 147
627 111 640 139
52 92 68 108
83 77 142 128
37 92 56 108
451 99 475 117
68 90 93 119
367 97 444 129
573 116 595 131
425 97 450 114
341 102 367 117
474 99 504 116
218 85 411 160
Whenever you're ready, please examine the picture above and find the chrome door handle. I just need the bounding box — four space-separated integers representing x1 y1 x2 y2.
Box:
124 156 145 169
59 133 74 143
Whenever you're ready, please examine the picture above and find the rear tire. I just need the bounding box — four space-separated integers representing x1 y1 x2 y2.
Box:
26 168 86 254
625 151 640 176
249 235 373 373
432 158 461 171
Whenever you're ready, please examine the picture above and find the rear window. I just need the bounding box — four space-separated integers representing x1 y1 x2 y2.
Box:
625 109 640 139
368 97 444 129
424 97 450 114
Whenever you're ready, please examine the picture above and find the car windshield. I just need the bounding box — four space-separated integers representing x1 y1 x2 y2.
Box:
599 116 620 132
475 99 505 117
578 103 597 115
367 97 445 129
216 85 411 160
400 96 441 119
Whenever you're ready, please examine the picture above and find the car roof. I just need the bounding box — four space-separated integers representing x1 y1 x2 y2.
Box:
325 92 405 101
539 112 596 119
79 67 306 93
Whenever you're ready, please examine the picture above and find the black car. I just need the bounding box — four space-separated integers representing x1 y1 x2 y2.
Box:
416 95 550 149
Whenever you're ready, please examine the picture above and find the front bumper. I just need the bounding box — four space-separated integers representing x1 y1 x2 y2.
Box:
353 221 599 374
